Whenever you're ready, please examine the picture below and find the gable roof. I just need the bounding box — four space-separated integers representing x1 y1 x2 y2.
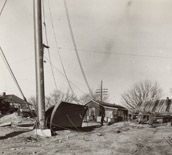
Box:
0 94 32 105
85 100 128 111
135 99 172 113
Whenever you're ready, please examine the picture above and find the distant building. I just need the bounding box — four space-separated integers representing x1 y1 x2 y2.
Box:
0 93 35 117
133 97 172 124
85 100 128 124
135 97 172 113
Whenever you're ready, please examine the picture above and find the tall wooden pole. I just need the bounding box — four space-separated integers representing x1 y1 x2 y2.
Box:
33 0 45 129
101 80 103 102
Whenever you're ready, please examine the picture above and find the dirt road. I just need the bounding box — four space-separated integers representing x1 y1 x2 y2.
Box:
0 122 172 155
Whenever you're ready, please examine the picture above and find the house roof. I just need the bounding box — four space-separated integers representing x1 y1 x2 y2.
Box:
0 94 32 105
135 99 172 113
85 100 128 111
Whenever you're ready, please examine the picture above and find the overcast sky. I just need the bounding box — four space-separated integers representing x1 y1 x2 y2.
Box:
1 0 172 104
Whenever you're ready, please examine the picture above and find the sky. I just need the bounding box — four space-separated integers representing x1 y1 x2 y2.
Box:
1 0 172 104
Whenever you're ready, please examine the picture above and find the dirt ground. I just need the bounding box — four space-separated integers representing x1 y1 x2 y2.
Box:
0 114 172 155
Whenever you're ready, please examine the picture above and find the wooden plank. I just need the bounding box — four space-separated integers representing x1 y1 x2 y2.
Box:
0 122 12 127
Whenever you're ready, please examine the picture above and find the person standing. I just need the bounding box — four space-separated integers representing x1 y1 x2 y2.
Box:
99 106 105 126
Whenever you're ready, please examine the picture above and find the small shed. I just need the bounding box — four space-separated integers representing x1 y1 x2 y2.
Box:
85 100 128 124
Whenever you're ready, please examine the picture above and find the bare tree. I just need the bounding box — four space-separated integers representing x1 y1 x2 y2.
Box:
28 89 78 112
28 96 37 113
28 96 50 114
47 89 79 108
121 80 163 109
79 91 108 105
79 93 93 105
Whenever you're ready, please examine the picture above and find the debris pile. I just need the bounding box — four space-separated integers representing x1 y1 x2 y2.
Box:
0 113 22 124
96 122 131 134
0 113 35 126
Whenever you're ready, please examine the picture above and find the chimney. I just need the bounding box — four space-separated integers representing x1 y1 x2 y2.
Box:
2 92 6 96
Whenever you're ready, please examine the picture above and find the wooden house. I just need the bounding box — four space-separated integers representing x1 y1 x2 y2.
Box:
85 100 128 124
0 93 35 117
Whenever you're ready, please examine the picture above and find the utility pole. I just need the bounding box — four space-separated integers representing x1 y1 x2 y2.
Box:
96 81 108 102
100 80 103 102
33 0 45 129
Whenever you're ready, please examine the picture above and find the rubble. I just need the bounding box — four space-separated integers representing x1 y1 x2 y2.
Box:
0 113 35 126
0 122 12 127
0 113 22 124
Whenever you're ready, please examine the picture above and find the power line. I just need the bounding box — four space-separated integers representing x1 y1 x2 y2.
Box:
42 0 58 90
60 47 172 59
47 0 75 97
63 0 94 99
0 47 39 120
44 56 86 94
0 0 7 17
0 46 26 100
